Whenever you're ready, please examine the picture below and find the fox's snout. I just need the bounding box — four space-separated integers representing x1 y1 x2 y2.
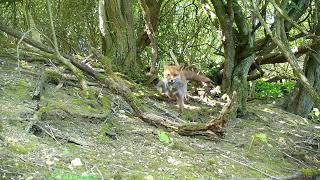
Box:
163 66 182 84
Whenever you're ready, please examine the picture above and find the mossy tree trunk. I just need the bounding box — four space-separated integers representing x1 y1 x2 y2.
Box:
98 0 112 56
210 0 235 94
98 0 137 71
209 0 256 114
24 0 41 42
285 54 320 117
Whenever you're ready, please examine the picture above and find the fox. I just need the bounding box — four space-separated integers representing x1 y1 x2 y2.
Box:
156 65 211 112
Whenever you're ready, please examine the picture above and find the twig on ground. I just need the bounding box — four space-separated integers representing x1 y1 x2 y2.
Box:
281 150 308 167
93 165 104 180
220 154 280 179
34 124 61 145
143 97 186 123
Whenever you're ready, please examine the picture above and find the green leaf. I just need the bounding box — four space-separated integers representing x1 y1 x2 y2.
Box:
63 148 71 155
254 133 268 143
158 131 171 143
314 108 320 117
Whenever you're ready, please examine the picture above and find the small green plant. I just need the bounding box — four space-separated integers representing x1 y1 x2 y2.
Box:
309 108 320 123
249 133 272 150
255 80 295 98
63 148 71 156
300 168 320 178
158 131 172 143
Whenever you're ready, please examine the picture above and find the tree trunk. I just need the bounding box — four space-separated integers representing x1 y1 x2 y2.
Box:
210 0 256 114
136 0 162 54
98 0 137 71
24 1 41 42
210 0 235 93
139 0 158 75
123 0 137 68
284 53 320 117
98 0 112 55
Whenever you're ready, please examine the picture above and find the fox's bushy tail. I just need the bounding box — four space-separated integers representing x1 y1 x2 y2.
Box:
182 70 212 83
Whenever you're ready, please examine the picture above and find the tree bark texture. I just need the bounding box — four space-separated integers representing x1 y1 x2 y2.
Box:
98 0 112 55
139 0 158 75
99 0 137 70
285 54 320 117
136 0 162 54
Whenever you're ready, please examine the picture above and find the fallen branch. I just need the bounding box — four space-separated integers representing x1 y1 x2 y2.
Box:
177 91 236 137
266 75 296 83
122 91 236 137
140 113 179 130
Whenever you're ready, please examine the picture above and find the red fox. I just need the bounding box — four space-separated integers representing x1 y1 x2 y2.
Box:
156 65 211 112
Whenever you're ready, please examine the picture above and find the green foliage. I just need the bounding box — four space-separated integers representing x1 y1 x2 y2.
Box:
249 133 272 151
63 148 71 156
158 131 172 143
309 108 320 123
155 0 222 74
255 80 295 98
300 168 320 178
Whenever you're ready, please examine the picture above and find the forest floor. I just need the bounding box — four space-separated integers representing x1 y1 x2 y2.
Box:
0 59 319 179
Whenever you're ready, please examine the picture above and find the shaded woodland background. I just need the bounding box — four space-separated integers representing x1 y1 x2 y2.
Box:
0 0 320 178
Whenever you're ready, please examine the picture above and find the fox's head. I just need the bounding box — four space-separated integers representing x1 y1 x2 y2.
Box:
163 66 181 83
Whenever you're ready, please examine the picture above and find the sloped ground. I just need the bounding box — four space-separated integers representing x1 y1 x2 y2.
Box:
0 59 319 179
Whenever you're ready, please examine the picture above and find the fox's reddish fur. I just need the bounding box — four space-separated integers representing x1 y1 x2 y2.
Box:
162 66 211 111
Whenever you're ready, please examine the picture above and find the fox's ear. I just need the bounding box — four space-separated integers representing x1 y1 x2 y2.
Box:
163 63 168 69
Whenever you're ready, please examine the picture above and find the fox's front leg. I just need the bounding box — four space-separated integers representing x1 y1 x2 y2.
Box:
176 95 184 112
